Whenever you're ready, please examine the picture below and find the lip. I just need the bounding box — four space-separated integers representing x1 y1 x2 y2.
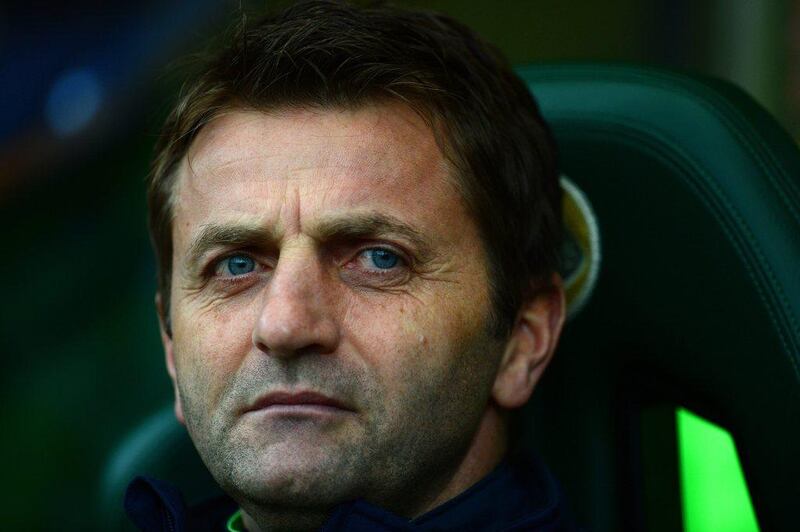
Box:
243 391 354 415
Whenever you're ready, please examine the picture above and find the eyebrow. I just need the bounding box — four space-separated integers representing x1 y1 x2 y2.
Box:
314 212 436 263
185 224 278 272
184 211 437 271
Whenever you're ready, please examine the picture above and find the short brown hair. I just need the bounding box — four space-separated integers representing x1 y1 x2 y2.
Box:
148 0 561 339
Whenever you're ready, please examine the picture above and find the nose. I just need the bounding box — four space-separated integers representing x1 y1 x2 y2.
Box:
252 246 341 358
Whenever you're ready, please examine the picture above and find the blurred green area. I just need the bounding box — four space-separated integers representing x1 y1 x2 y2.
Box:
678 409 759 532
1 1 792 529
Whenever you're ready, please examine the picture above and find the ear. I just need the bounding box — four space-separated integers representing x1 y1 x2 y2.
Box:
156 293 185 425
492 273 566 409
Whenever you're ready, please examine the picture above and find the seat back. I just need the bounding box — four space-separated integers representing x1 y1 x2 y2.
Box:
516 63 800 531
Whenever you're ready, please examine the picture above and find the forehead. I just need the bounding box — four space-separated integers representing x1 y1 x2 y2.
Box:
172 103 465 241
185 104 447 182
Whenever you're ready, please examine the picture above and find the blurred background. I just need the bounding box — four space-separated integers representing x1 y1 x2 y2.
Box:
1 0 796 529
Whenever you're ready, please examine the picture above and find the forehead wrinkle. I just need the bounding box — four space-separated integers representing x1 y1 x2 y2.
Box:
174 103 461 262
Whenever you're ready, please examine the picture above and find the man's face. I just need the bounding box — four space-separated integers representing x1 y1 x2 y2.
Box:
165 103 503 515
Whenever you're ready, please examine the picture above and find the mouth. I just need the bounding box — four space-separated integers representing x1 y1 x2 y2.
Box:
243 390 355 416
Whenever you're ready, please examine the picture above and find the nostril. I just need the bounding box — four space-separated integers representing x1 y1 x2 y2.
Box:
253 339 269 354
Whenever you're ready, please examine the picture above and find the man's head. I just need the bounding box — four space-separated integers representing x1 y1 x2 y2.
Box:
148 1 565 529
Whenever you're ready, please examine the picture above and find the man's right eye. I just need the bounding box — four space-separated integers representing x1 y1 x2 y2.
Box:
215 254 257 277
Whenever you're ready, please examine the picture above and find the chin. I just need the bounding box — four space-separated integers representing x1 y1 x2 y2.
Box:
220 446 365 508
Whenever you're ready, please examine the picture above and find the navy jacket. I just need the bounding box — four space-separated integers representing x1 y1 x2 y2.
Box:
125 453 580 531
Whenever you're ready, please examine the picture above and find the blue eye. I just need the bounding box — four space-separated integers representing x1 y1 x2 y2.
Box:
365 248 400 269
223 255 256 276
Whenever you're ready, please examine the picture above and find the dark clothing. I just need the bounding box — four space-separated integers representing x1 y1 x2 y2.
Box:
124 476 237 532
125 453 579 531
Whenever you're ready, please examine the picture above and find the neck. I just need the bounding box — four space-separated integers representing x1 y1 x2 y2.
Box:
404 403 508 517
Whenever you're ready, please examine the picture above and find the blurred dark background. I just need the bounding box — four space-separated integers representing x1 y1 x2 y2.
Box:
1 1 796 529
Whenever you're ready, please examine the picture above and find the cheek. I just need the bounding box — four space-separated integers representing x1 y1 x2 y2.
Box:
171 298 257 404
344 293 498 443
341 294 473 390
340 297 427 399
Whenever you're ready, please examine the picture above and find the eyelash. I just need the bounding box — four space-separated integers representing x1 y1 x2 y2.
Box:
206 245 410 282
348 247 409 276
203 254 264 292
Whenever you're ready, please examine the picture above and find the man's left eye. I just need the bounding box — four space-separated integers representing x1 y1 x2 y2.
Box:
360 248 402 270
216 254 257 276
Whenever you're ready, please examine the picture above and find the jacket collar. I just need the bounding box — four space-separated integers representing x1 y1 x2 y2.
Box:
125 453 575 531
322 453 572 531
